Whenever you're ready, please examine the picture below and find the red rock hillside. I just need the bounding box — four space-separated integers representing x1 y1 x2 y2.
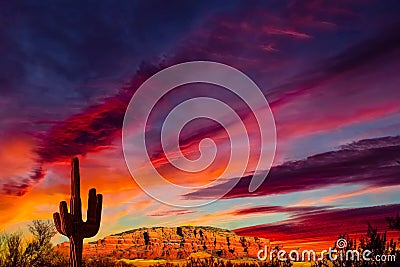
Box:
56 226 269 260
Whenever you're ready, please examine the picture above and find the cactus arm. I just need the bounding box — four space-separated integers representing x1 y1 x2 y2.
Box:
83 189 102 238
86 189 97 223
95 194 103 225
59 201 73 236
53 212 65 236
82 223 101 238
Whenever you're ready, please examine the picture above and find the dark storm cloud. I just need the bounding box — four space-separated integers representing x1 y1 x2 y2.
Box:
39 2 400 168
185 135 400 199
0 0 239 195
234 204 400 246
2 0 400 196
0 0 246 143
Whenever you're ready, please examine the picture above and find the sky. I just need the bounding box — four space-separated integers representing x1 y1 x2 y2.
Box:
0 0 400 249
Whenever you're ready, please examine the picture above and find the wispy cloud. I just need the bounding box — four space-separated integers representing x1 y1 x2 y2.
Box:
233 205 332 216
148 209 194 217
186 135 400 199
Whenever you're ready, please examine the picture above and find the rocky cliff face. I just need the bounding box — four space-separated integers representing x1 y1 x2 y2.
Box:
57 226 269 260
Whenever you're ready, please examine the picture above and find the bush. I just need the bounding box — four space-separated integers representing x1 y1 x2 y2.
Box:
0 220 63 267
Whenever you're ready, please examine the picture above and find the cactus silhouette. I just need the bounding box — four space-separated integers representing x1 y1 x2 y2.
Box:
53 157 102 267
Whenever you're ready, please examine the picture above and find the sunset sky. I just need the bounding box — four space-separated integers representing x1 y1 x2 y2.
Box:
1 0 400 249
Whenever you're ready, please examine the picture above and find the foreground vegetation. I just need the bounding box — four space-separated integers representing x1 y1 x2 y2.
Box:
0 216 399 267
0 220 67 267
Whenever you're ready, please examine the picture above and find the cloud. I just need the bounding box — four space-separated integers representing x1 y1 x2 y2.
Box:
33 3 398 165
262 27 312 39
3 1 400 197
3 166 46 196
234 204 400 249
2 182 30 197
266 21 400 111
233 205 332 216
148 209 194 217
185 135 400 199
0 1 238 195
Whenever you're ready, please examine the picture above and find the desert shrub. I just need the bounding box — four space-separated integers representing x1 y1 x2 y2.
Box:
0 232 24 267
0 220 62 267
23 219 58 266
312 223 400 267
48 250 70 267
386 214 400 231
82 256 138 267
0 232 6 266
146 257 292 267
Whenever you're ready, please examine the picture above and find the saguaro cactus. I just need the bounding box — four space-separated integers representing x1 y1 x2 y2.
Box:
53 157 103 267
